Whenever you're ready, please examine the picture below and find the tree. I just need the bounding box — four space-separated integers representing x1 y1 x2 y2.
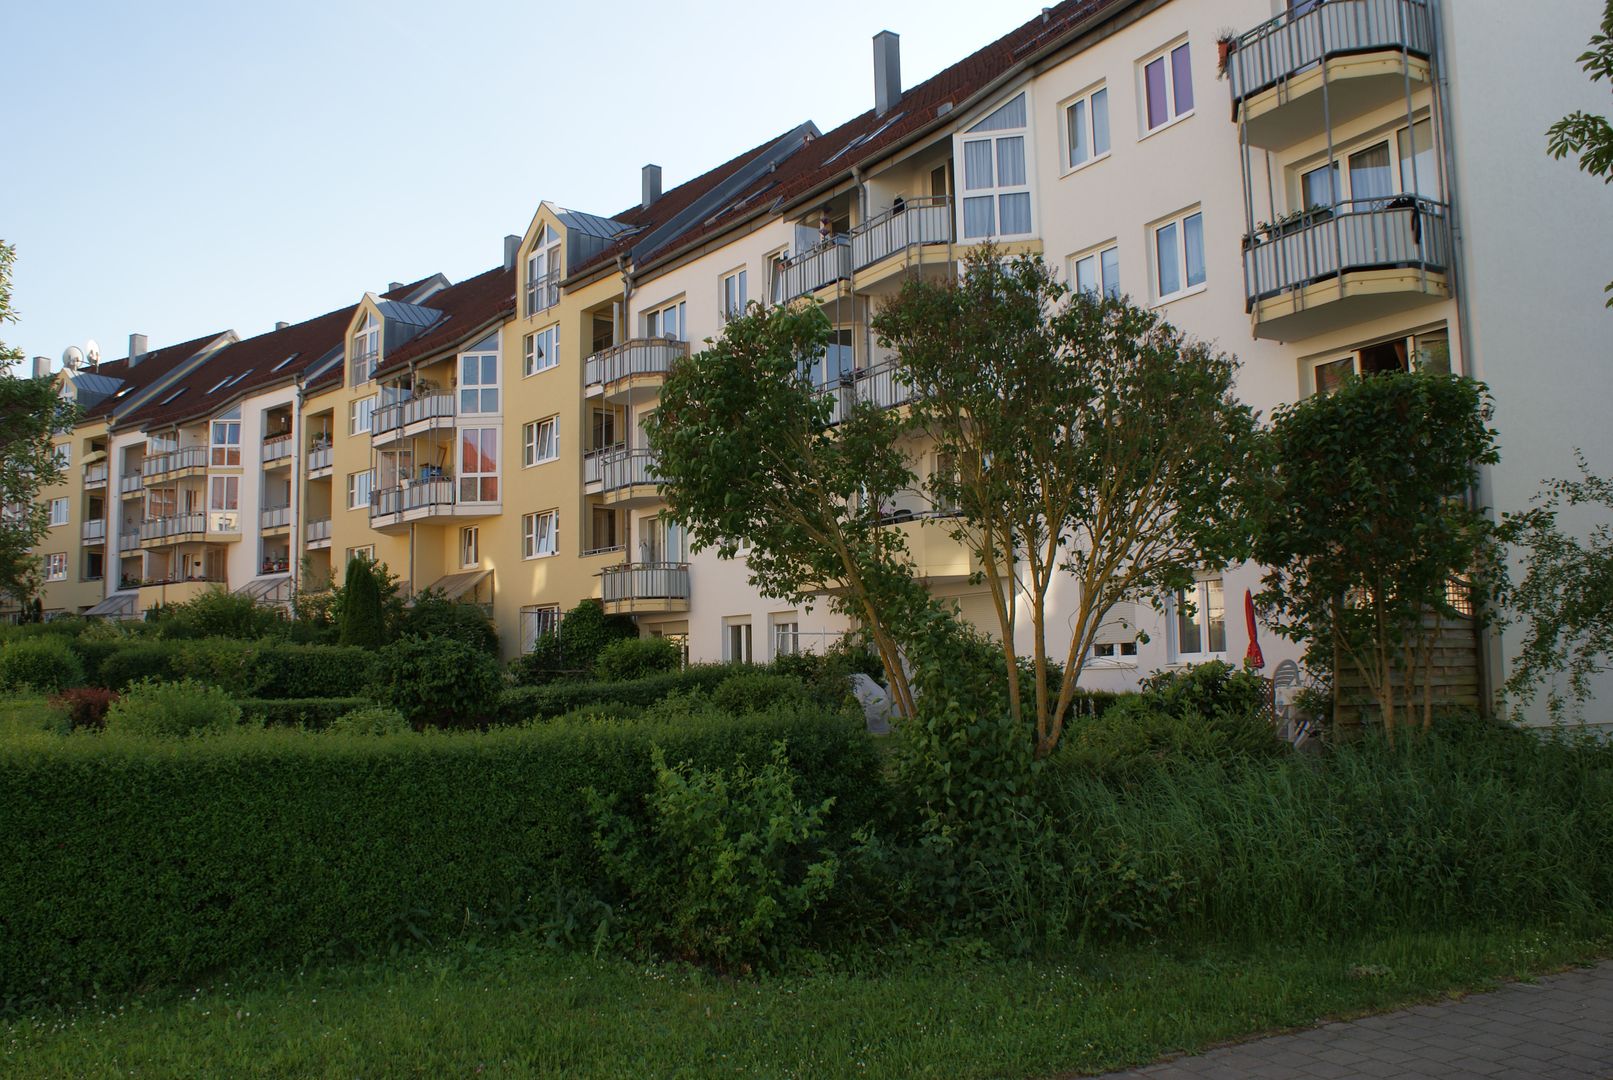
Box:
333 553 400 649
0 240 77 606
872 251 1263 757
1547 0 1613 305
1254 372 1501 744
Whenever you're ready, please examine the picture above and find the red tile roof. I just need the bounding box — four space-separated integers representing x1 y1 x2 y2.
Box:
82 331 232 423
371 265 515 379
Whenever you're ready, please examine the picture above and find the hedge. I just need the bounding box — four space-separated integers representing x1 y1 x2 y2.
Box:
498 665 746 723
0 708 882 1001
237 697 372 729
254 644 377 699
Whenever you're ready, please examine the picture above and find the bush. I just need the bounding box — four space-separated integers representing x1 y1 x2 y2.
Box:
148 588 287 641
396 591 499 655
103 678 242 738
375 636 502 727
498 665 740 724
0 637 86 694
509 599 637 685
329 705 410 735
594 637 682 682
335 555 399 650
96 641 181 691
253 644 378 699
49 687 119 731
712 671 810 715
0 706 881 1000
172 637 273 697
237 697 370 729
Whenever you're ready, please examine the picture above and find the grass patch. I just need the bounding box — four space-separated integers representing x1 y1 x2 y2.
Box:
3 921 1609 1078
0 694 62 742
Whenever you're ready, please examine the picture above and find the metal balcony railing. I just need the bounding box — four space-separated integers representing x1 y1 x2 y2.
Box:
81 518 106 543
373 393 454 437
139 512 206 542
850 196 953 271
583 339 688 388
525 271 561 317
140 446 207 479
260 505 291 530
83 462 109 488
584 444 624 486
349 350 379 386
599 449 658 494
118 532 140 553
1228 0 1433 107
306 518 331 544
1242 196 1452 307
816 361 913 422
262 434 294 463
601 561 690 604
372 478 456 520
776 236 853 301
119 473 143 495
306 446 333 473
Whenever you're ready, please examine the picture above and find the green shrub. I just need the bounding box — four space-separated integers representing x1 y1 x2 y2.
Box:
335 554 400 649
0 617 87 643
498 665 739 724
376 636 502 727
594 637 682 682
0 707 880 1000
237 697 370 729
712 671 810 715
172 637 273 697
254 644 378 699
148 588 287 641
103 678 242 738
397 591 499 655
95 641 181 691
0 637 86 694
329 705 410 735
509 599 637 685
589 742 840 969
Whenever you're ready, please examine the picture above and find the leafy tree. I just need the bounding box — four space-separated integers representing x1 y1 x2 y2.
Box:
1547 1 1613 304
872 251 1262 756
1500 453 1613 720
1254 372 1501 743
509 598 637 684
0 240 77 606
333 553 400 649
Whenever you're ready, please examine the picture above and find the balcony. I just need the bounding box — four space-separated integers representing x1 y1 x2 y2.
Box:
372 393 455 447
137 579 226 610
138 512 207 546
1243 196 1451 340
1228 0 1434 150
82 462 109 490
305 517 332 550
600 561 690 616
81 518 106 544
118 532 140 554
140 446 207 483
260 505 292 534
370 477 496 533
583 444 623 492
119 473 143 497
525 271 560 318
882 512 980 584
306 444 334 478
598 449 661 507
849 197 954 290
262 433 295 466
816 360 913 424
776 236 852 302
583 339 689 401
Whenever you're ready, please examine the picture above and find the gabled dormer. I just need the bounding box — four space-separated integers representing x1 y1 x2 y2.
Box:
345 294 444 387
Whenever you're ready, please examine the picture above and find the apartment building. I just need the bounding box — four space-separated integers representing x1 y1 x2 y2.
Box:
19 0 1612 715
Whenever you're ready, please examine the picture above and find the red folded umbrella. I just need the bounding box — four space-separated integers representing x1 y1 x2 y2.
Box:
1244 588 1265 669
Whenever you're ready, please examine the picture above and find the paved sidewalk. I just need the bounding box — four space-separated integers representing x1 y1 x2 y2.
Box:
1094 961 1613 1079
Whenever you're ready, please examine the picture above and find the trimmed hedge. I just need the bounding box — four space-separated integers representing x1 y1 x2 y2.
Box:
255 644 377 699
0 637 86 694
94 641 182 691
0 708 881 1001
498 665 747 724
71 640 378 698
237 697 371 729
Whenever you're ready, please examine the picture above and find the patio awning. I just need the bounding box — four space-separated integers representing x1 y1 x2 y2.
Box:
412 569 491 604
83 591 136 618
233 575 293 603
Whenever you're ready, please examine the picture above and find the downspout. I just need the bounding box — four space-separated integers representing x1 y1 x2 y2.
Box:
617 253 635 568
292 375 305 601
853 166 870 369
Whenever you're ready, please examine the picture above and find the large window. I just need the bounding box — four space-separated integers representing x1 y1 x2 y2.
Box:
350 312 380 385
1175 576 1226 657
591 409 618 451
1142 41 1194 133
1154 209 1205 300
459 428 499 503
1072 244 1121 298
720 268 748 323
523 510 559 559
1310 328 1450 395
459 333 500 415
523 324 560 376
209 475 239 532
349 395 376 435
525 225 561 317
347 470 373 510
1299 119 1439 211
48 498 68 527
725 619 753 664
801 327 855 387
644 298 686 341
44 553 66 581
210 407 241 466
1064 84 1110 169
960 92 1032 240
523 417 559 466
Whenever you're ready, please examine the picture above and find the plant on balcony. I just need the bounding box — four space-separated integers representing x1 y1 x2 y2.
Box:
1215 28 1238 78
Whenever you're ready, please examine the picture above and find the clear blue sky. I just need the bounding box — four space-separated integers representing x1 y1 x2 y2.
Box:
3 0 1044 370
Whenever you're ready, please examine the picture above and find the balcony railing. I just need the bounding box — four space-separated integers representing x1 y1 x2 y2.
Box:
850 196 953 271
350 350 379 386
306 445 333 474
119 473 143 495
599 449 659 494
371 478 456 520
262 433 294 463
1229 0 1433 107
601 562 690 605
83 462 109 488
118 532 140 553
525 271 560 317
140 446 207 480
373 393 454 437
260 505 292 530
1243 196 1451 307
81 518 106 543
584 339 689 389
306 518 332 544
138 512 207 542
776 236 852 301
815 361 913 422
584 444 624 486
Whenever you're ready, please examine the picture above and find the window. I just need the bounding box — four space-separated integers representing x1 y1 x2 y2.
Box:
1154 210 1205 300
459 333 500 415
347 470 373 510
44 553 66 581
210 408 241 466
801 326 855 387
350 312 380 385
48 497 68 527
523 417 559 466
523 510 558 559
591 409 618 451
590 506 620 552
725 619 753 664
519 604 561 652
209 476 238 510
960 92 1032 240
772 617 800 659
766 249 789 305
53 444 70 469
644 299 686 341
720 268 748 322
1298 118 1439 213
1092 641 1138 659
1063 84 1110 169
1142 41 1194 133
460 526 479 567
525 225 561 317
523 324 560 376
1310 328 1450 394
345 545 374 564
1175 576 1227 657
1072 244 1121 298
350 395 376 435
459 428 499 503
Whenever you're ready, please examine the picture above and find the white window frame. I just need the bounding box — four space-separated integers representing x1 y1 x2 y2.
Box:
345 545 375 565
210 411 241 467
1060 82 1111 173
523 416 559 467
1070 242 1121 299
720 267 748 323
1295 117 1440 212
53 444 70 470
1307 327 1452 396
346 470 373 510
458 427 499 504
519 604 561 652
1091 640 1139 660
1152 208 1206 303
458 337 501 416
771 615 800 659
1172 575 1227 660
1140 39 1195 137
48 497 69 527
724 618 754 664
957 91 1035 241
523 324 560 377
643 298 687 341
44 553 67 581
525 225 561 318
349 395 376 435
523 509 559 559
350 312 380 386
460 526 479 568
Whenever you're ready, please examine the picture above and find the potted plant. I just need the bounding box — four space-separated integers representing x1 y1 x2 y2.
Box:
1216 29 1239 78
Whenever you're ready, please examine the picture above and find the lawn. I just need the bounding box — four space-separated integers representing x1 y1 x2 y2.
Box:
5 922 1609 1078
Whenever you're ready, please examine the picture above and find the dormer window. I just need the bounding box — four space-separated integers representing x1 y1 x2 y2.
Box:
959 92 1033 240
350 312 380 386
458 332 501 416
525 225 561 317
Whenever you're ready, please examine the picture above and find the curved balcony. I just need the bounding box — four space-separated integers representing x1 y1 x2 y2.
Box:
583 339 688 402
138 512 208 547
600 561 690 616
140 446 207 484
849 197 954 292
598 449 661 507
1228 0 1434 150
775 236 852 302
583 444 624 492
815 360 913 424
369 477 498 533
372 393 454 448
1243 196 1451 340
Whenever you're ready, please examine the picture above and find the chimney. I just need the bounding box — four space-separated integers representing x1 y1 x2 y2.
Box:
275 321 290 331
128 333 148 367
388 281 404 293
873 31 902 117
641 164 662 210
32 356 51 378
503 234 520 270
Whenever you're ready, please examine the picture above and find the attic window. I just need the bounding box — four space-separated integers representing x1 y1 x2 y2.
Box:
208 374 235 394
271 353 300 373
226 369 253 387
158 387 188 406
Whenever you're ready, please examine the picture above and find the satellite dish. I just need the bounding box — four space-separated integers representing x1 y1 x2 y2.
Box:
85 340 101 367
62 346 84 371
